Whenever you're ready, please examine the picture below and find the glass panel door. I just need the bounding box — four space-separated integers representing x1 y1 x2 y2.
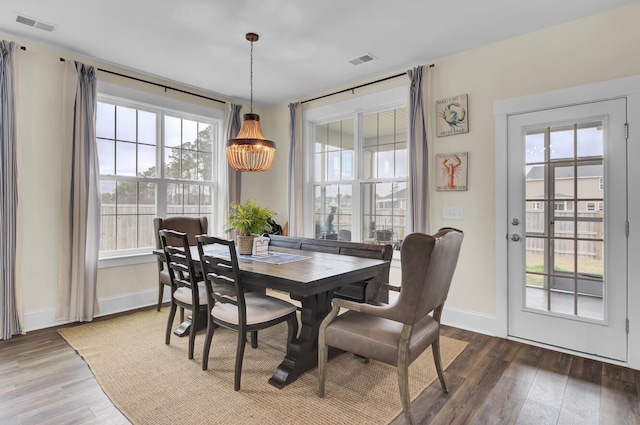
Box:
507 99 627 361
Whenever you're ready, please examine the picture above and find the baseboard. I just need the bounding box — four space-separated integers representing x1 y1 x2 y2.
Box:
23 308 67 332
97 289 167 317
441 306 497 336
25 290 497 337
23 289 169 332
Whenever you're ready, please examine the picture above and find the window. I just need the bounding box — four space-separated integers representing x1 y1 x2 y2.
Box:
360 109 407 244
96 96 221 257
308 96 406 246
313 118 354 239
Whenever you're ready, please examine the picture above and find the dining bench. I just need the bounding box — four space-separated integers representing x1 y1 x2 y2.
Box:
267 234 393 303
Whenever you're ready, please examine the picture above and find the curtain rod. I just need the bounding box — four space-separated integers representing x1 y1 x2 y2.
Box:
300 63 435 104
59 57 225 104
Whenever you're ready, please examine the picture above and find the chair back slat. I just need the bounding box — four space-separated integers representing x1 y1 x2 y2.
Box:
159 229 200 303
197 235 246 315
203 261 239 307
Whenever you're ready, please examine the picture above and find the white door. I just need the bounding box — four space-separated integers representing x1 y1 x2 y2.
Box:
507 99 628 361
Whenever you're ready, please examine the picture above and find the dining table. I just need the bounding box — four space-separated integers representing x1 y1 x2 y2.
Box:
154 245 388 388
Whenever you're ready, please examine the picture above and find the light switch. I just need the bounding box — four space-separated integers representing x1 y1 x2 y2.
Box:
441 207 464 220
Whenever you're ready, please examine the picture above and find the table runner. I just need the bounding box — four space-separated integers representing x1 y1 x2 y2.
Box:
204 247 311 265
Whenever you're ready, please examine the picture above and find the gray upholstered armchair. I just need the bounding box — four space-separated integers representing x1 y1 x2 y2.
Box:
318 228 464 425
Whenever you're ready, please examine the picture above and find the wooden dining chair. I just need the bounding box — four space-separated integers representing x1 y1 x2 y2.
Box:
196 235 299 391
159 229 209 360
153 216 208 313
317 228 464 425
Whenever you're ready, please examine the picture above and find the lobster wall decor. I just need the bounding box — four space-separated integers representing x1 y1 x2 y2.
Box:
436 152 468 191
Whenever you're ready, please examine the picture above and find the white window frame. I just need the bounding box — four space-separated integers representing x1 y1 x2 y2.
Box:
97 82 225 268
302 85 406 255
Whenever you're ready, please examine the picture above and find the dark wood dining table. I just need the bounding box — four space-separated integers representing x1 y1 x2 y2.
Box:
155 245 388 388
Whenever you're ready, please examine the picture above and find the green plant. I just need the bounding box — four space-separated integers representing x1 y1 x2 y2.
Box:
226 200 274 236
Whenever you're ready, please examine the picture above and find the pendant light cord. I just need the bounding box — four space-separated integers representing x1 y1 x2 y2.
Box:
250 39 254 113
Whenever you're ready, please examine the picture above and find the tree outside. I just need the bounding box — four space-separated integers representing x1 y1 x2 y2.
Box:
100 114 215 251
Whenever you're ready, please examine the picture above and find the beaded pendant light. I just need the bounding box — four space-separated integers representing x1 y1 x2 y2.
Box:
226 33 276 172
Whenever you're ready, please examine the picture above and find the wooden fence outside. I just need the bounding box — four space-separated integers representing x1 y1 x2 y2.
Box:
525 211 603 259
100 204 211 251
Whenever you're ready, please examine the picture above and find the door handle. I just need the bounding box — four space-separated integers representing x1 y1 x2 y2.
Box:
510 234 521 242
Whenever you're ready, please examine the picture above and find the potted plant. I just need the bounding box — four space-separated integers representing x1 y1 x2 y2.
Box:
226 200 274 255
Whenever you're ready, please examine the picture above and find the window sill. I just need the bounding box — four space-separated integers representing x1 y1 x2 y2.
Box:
391 250 401 267
98 252 157 269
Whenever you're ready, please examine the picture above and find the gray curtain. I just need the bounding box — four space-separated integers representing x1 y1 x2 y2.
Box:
406 65 431 234
0 40 23 339
288 102 303 236
56 60 100 322
225 102 242 206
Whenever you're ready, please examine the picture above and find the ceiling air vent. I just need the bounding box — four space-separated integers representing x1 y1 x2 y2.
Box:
15 14 56 32
16 15 36 27
348 53 376 65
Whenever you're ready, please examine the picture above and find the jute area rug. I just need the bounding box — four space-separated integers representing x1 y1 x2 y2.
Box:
59 308 466 425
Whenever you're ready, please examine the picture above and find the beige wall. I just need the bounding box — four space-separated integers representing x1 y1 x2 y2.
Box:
4 2 640 329
2 33 230 321
241 104 290 219
243 2 640 317
14 40 65 313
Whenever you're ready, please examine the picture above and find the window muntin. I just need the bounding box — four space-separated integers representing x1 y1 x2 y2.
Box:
362 109 407 179
524 121 605 319
166 183 213 217
313 184 352 238
163 116 214 181
97 98 219 255
314 118 354 182
362 181 406 244
312 107 406 244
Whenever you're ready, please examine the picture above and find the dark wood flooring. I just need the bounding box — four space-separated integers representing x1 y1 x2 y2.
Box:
1 309 638 424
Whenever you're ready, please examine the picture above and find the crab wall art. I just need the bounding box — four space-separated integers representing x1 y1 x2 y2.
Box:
436 93 469 137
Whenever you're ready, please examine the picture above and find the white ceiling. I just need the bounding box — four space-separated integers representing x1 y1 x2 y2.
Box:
1 0 637 106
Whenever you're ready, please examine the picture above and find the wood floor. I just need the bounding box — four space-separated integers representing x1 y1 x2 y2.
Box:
1 310 638 425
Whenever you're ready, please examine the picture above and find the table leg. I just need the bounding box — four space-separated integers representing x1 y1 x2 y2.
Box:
173 318 191 337
173 313 208 337
268 290 334 388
